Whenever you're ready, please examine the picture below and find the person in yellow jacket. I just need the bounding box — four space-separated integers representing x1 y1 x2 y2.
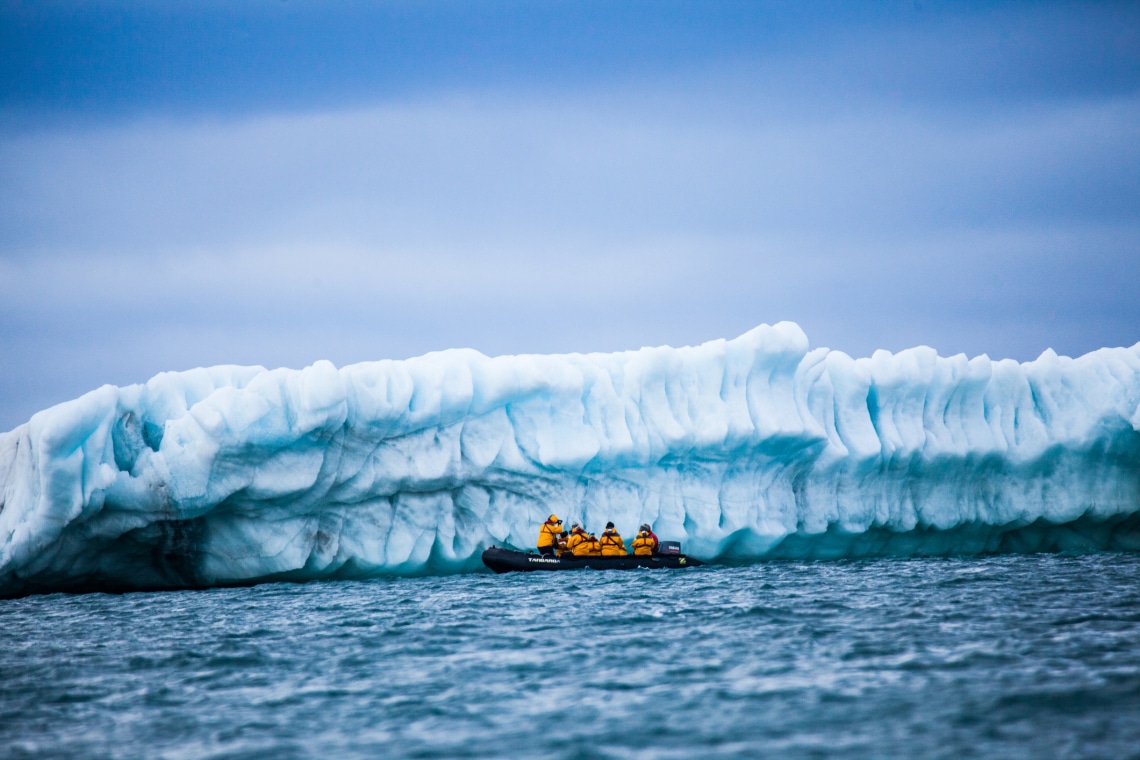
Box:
565 522 588 554
599 521 627 556
574 532 602 557
631 528 656 556
537 514 563 556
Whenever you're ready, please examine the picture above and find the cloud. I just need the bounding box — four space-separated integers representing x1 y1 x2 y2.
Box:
2 6 1139 430
6 87 1139 243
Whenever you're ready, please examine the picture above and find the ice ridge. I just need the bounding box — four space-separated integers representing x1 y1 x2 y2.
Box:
2 322 1139 595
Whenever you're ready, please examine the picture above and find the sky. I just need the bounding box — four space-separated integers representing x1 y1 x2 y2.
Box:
2 1 1139 431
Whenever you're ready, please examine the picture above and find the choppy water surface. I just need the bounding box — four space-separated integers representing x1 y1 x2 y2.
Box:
3 554 1140 759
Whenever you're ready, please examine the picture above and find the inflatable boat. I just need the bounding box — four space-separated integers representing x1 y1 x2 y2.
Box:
481 546 704 573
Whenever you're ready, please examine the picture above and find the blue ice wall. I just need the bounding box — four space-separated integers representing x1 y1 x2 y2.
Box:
2 323 1139 595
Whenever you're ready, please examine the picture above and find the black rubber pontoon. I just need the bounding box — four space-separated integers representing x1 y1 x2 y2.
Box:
481 546 704 573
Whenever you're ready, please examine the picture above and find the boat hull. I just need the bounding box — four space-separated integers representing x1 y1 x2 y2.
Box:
481 546 704 574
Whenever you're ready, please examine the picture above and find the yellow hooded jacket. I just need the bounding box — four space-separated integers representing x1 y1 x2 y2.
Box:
632 530 656 556
574 534 602 556
566 528 588 554
600 529 626 556
537 517 562 549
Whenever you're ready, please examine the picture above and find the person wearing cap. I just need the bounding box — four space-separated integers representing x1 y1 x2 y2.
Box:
633 526 661 556
565 522 588 555
537 514 563 556
599 521 627 556
632 523 659 556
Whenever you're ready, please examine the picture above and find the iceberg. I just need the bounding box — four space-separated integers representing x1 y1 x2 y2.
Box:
2 322 1139 596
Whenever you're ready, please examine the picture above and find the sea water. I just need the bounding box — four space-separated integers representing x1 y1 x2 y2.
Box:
3 554 1140 759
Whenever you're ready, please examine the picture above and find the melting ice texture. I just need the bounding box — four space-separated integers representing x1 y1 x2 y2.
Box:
2 322 1139 595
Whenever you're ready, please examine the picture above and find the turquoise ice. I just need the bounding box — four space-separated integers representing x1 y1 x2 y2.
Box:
2 323 1139 594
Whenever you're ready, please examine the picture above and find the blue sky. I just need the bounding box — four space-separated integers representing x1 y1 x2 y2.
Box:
2 1 1139 430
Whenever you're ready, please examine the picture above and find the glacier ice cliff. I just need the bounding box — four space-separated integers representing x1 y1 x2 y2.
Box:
2 322 1140 595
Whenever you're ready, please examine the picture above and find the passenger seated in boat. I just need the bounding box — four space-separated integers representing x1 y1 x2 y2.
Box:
632 528 657 556
574 532 602 557
565 523 588 554
555 530 570 557
639 523 659 550
537 514 563 556
599 522 627 556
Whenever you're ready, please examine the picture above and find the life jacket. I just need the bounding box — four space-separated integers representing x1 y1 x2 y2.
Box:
566 529 587 553
537 519 562 548
575 535 602 556
599 529 626 556
632 530 655 556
